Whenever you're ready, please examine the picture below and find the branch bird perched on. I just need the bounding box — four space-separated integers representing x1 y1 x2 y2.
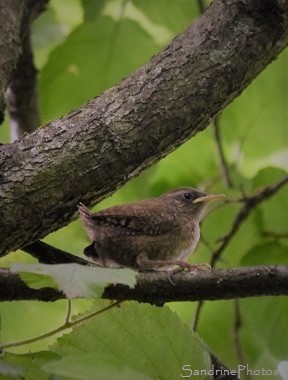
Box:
78 188 225 271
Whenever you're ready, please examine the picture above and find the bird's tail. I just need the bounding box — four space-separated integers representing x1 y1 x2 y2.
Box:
78 202 92 221
78 202 96 240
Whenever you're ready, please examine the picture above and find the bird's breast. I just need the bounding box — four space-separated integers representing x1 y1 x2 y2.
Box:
177 222 200 260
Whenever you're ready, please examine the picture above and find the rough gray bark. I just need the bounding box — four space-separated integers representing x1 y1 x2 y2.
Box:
0 265 287 303
5 31 40 141
0 0 288 256
0 0 28 121
0 0 47 122
104 265 288 304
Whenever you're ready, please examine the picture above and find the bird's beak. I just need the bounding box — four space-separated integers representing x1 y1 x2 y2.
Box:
193 194 225 204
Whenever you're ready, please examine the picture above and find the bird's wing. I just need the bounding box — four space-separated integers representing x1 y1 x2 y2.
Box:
89 213 174 236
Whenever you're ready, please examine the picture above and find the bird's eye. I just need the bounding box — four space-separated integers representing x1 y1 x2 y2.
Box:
184 192 193 200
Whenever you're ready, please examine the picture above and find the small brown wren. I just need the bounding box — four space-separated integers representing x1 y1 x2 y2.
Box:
79 188 224 271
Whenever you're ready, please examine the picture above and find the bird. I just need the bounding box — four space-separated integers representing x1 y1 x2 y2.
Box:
78 188 225 271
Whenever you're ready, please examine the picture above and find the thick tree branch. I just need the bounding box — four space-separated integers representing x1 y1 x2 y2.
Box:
0 268 61 302
0 265 287 303
0 0 29 122
5 30 40 140
1 0 288 256
4 0 48 140
0 0 48 123
23 240 90 265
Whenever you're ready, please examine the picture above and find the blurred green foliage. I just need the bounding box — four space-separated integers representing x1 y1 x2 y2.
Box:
0 1 287 379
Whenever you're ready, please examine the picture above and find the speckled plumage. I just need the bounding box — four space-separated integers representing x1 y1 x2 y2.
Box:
79 188 224 271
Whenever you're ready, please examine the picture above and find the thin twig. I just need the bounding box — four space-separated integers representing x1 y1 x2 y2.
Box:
197 3 232 189
65 299 72 325
0 300 122 351
211 175 288 267
263 231 288 239
200 235 214 253
211 353 240 380
212 116 233 188
197 0 206 14
232 299 251 380
191 301 204 331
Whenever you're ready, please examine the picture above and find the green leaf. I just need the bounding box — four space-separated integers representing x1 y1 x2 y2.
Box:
11 263 137 299
44 354 151 380
16 272 59 290
221 49 288 176
81 0 105 21
132 0 199 36
32 0 83 69
196 300 237 367
0 351 59 380
241 296 288 369
0 300 94 354
241 241 288 266
248 167 288 237
40 16 158 120
250 167 287 190
50 302 212 380
0 358 24 378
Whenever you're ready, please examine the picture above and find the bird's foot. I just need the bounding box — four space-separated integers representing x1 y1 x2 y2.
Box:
173 261 211 273
165 262 211 285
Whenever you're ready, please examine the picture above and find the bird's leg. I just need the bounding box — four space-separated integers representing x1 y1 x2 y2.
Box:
172 263 211 274
136 252 210 272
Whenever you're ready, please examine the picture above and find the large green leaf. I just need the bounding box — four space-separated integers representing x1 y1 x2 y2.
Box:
39 15 159 120
32 0 83 69
240 296 288 377
221 50 288 176
196 300 237 367
0 303 212 379
50 302 212 380
239 239 288 378
44 354 151 380
81 0 107 21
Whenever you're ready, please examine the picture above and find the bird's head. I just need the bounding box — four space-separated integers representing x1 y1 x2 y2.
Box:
161 187 225 221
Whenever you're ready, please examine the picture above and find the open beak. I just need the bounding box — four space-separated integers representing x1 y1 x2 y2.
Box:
193 194 225 204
